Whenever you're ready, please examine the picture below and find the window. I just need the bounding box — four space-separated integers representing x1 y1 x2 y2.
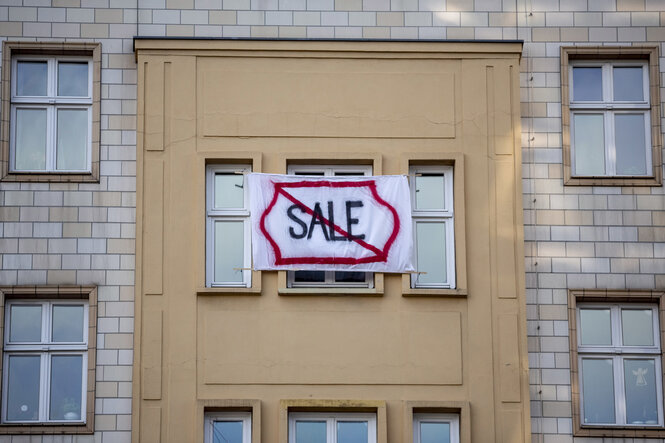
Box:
1 42 101 182
2 300 88 424
286 164 373 288
206 164 252 287
204 411 251 443
288 412 376 443
569 61 651 177
409 165 455 289
10 55 92 173
413 413 459 443
561 47 662 186
576 303 663 427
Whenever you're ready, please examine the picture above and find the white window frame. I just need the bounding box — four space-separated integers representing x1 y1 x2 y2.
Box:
409 165 455 289
2 300 89 424
204 411 251 443
569 60 652 177
288 412 377 443
206 164 252 287
413 413 459 443
576 303 663 427
10 54 93 173
286 164 374 288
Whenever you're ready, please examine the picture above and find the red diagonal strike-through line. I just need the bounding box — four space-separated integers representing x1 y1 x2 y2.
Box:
276 187 385 258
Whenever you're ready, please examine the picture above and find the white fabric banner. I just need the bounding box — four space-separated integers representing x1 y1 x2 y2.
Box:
248 173 414 272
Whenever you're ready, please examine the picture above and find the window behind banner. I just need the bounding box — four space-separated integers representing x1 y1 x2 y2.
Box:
286 164 373 288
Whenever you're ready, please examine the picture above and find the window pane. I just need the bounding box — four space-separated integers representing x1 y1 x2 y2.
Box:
613 67 643 101
582 358 615 424
420 422 450 443
295 171 325 176
415 222 447 285
415 174 445 210
214 174 244 209
335 172 364 176
9 305 42 342
294 271 326 282
624 359 659 425
337 421 368 443
573 114 605 176
49 355 83 421
16 61 47 96
213 421 243 443
296 421 327 443
6 355 40 421
615 114 647 176
335 272 365 283
621 309 654 346
573 67 603 101
15 108 47 171
214 221 244 283
579 308 611 346
56 109 88 171
58 62 88 97
52 305 84 342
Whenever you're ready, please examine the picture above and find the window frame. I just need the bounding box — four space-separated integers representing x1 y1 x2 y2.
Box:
576 303 663 428
568 289 665 438
568 60 651 178
2 300 89 425
204 411 251 443
560 46 662 186
10 55 93 174
409 165 455 289
0 286 97 435
288 411 377 443
206 164 252 288
285 164 374 289
412 413 460 443
1 41 101 183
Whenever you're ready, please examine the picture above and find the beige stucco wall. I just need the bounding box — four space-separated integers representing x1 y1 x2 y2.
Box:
133 39 528 443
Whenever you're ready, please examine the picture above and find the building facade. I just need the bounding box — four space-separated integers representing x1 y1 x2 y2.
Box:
133 38 529 443
0 0 663 443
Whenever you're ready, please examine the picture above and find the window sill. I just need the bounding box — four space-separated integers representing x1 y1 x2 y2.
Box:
576 425 665 439
402 288 467 297
0 422 93 435
197 287 262 296
279 287 383 297
565 175 661 187
1 169 99 183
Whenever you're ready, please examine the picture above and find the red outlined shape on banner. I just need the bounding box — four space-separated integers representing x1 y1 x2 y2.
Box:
259 180 400 266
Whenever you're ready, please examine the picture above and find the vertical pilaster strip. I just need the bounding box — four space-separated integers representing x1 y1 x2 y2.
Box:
143 160 164 295
140 406 162 442
496 159 518 300
500 409 523 443
164 62 171 151
142 308 163 400
145 61 165 152
494 64 514 156
499 314 521 402
489 63 525 443
490 63 518 299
